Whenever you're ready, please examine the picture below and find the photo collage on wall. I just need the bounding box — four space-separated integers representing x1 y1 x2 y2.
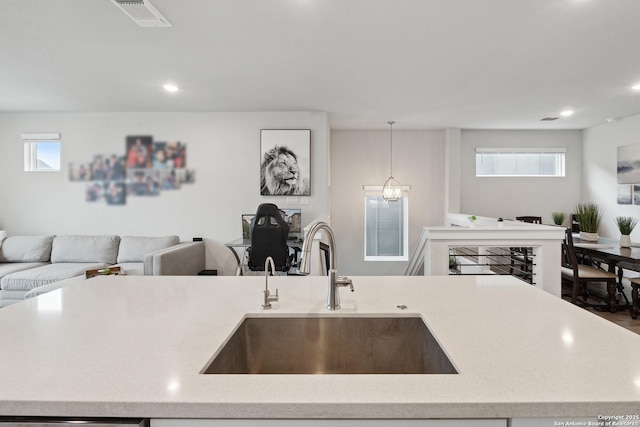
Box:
69 135 195 205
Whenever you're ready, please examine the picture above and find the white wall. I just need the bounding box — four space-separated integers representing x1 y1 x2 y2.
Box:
330 130 445 276
0 112 330 275
460 130 583 224
583 114 640 240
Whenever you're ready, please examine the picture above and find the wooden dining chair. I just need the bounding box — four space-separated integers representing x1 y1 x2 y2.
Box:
630 278 640 319
509 216 542 282
561 227 618 308
516 216 542 224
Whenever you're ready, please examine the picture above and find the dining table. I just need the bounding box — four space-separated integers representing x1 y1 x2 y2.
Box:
572 233 640 313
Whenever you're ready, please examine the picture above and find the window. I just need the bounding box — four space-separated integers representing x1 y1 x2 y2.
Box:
364 192 409 261
475 147 565 177
22 133 61 172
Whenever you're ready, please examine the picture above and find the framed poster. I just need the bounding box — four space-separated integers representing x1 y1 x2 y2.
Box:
259 129 311 196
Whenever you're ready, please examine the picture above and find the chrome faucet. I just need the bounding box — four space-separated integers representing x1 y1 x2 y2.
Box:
262 256 279 309
299 222 354 310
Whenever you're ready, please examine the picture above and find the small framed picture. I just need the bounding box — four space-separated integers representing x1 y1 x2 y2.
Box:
634 185 640 206
126 136 153 169
69 163 92 181
618 184 632 205
259 129 311 196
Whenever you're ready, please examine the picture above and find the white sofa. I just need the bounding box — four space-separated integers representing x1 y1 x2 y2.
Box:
0 234 205 307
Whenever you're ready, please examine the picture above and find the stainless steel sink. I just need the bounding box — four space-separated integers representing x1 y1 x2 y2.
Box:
201 316 458 374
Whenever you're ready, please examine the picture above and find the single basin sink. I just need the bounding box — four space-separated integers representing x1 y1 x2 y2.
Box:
201 316 458 374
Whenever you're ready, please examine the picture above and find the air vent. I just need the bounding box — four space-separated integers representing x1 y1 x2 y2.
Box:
540 117 559 121
110 0 172 27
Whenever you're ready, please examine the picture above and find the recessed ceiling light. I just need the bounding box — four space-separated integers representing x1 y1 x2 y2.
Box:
163 84 179 93
560 110 574 117
632 83 640 91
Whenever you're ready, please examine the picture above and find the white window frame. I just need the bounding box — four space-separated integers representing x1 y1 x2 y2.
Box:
363 186 409 262
475 147 566 177
22 133 61 172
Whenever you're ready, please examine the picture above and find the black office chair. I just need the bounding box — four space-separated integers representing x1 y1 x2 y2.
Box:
247 203 292 272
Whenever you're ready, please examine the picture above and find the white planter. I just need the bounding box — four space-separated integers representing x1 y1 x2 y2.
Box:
469 221 476 228
579 231 599 242
620 234 631 248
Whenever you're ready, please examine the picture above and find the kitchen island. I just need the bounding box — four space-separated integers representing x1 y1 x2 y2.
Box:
0 275 638 425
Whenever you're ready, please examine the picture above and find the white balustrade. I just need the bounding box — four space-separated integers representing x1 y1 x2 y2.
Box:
413 213 565 297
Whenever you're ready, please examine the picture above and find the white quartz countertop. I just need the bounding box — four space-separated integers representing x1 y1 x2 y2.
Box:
0 275 639 419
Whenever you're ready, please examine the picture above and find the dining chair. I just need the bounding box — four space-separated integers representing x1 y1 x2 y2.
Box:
515 216 542 224
561 227 618 308
509 216 542 282
629 278 640 319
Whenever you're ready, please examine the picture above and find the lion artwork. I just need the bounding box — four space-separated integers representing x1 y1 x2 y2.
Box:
260 146 309 195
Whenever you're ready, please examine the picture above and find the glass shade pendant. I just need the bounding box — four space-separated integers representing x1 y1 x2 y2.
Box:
382 176 402 201
382 121 402 202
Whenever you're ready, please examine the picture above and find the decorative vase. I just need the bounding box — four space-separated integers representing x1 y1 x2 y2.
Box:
469 221 476 228
620 235 631 248
579 231 599 242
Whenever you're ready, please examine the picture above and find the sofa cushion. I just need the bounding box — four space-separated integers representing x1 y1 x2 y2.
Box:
1 290 30 300
51 235 120 264
0 290 27 307
0 262 49 282
117 235 179 263
0 262 110 291
23 276 86 299
0 235 54 262
0 230 7 248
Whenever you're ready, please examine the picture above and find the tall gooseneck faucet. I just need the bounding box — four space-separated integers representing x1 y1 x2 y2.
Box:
299 222 353 310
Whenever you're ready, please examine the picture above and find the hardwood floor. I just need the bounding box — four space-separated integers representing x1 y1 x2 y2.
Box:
584 305 640 334
561 293 640 335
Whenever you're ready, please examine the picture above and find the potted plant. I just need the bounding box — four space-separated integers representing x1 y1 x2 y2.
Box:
449 255 458 272
551 212 565 226
468 215 477 228
574 203 601 241
615 216 637 248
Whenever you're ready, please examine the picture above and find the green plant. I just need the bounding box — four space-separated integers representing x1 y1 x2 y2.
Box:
615 216 638 235
449 255 458 269
574 203 601 233
468 215 477 221
551 212 565 226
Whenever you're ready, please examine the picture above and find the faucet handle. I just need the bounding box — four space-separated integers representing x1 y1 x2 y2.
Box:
262 288 279 309
336 276 354 292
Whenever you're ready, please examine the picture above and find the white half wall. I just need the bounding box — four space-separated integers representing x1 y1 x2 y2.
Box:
460 129 583 224
330 130 445 276
583 113 640 240
0 112 330 275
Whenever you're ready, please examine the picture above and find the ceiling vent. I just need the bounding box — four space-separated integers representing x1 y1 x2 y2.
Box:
110 0 172 28
540 117 559 121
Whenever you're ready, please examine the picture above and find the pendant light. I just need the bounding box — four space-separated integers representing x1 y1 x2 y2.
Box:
382 121 403 202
